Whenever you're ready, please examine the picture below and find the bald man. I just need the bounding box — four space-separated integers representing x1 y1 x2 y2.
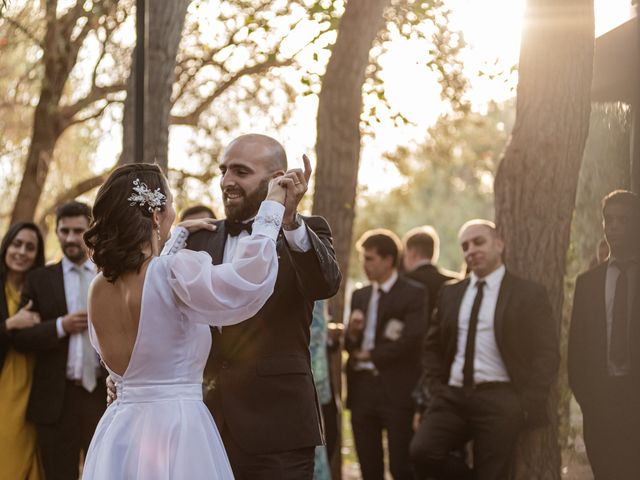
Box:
410 220 558 480
185 134 342 479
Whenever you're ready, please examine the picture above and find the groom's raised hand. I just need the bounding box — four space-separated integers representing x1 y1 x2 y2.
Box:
280 154 312 226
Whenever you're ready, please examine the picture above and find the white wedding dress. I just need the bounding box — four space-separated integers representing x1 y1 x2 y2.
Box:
81 201 284 480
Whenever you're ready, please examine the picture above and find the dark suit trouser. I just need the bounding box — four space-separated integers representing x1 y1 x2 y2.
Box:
580 378 640 480
410 384 523 480
220 424 315 480
37 380 106 480
349 371 414 480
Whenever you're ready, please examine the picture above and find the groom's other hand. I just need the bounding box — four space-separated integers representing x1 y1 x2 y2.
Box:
106 376 117 406
281 154 312 225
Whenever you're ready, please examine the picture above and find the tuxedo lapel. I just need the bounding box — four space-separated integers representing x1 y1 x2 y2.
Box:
48 263 68 314
208 224 227 266
494 271 514 347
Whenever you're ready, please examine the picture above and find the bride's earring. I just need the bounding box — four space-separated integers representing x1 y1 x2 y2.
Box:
156 227 161 242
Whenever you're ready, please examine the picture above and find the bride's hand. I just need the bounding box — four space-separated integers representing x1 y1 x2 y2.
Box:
266 176 287 205
177 218 218 233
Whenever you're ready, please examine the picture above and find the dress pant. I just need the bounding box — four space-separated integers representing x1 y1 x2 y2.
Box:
349 370 414 480
410 383 524 480
38 379 106 480
581 377 640 480
220 424 315 480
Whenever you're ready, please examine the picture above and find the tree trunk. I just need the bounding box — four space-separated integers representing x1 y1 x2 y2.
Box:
312 2 390 477
119 0 190 170
312 0 390 320
493 1 594 478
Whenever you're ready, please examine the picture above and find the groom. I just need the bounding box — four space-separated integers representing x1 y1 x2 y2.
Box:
188 134 341 479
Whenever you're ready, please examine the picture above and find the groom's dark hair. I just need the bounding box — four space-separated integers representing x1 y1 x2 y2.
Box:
84 163 169 282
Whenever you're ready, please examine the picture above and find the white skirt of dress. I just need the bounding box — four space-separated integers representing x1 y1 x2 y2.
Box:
82 384 234 480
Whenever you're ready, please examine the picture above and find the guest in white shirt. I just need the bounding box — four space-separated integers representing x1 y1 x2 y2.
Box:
410 219 559 480
12 201 106 480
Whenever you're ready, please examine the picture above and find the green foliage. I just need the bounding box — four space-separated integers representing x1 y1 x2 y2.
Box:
352 100 515 279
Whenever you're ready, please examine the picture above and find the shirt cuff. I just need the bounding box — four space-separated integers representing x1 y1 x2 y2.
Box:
283 221 312 252
56 317 67 338
253 201 285 240
161 226 189 255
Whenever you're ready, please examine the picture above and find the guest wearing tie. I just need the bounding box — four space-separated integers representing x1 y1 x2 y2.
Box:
569 190 640 480
12 201 106 480
346 229 426 480
410 219 558 480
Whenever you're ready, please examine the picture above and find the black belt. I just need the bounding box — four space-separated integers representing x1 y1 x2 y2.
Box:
451 381 511 391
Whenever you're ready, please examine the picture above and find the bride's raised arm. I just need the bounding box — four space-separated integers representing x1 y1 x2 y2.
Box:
163 199 284 328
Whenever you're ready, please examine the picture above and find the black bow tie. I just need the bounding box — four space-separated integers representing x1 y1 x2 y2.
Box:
225 220 253 237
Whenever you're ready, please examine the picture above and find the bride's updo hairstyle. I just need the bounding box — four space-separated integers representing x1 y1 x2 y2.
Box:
84 163 168 282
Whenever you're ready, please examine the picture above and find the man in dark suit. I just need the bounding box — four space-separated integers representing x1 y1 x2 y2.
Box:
345 229 425 480
410 219 559 480
568 190 640 480
402 225 458 314
12 202 106 480
183 134 341 479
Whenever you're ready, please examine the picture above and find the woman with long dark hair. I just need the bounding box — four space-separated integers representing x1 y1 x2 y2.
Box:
0 222 45 479
81 163 288 479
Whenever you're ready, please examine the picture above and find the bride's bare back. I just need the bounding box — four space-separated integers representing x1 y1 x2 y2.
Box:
88 260 151 376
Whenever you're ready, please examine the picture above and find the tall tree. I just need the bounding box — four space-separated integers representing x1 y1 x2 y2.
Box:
312 0 391 321
9 0 125 224
493 0 594 478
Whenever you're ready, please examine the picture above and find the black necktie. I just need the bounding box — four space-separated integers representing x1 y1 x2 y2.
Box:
225 220 253 237
463 280 485 388
611 262 630 369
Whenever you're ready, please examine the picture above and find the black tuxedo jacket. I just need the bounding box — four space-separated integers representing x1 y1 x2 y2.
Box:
12 262 106 424
404 264 458 315
345 276 426 410
423 270 559 427
568 263 640 408
186 215 341 455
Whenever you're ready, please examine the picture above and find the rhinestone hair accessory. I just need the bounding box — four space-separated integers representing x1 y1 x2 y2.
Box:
128 178 167 213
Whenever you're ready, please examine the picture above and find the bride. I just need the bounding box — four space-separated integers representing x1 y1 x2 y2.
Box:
81 163 287 479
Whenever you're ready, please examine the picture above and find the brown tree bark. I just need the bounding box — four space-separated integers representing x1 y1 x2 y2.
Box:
119 0 190 169
10 0 122 224
493 1 594 478
312 0 391 319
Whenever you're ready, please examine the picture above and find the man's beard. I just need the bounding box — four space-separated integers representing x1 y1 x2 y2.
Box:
223 178 270 222
63 243 87 263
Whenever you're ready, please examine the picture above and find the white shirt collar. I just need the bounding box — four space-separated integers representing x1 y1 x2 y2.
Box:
373 270 399 294
470 264 505 290
62 256 96 274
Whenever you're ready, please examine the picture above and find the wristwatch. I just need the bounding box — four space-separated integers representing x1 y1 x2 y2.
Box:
282 212 302 231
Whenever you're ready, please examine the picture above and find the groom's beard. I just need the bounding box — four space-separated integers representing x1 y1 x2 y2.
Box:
223 178 270 222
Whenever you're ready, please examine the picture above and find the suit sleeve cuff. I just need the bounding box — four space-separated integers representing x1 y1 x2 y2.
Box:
283 221 312 252
56 317 67 338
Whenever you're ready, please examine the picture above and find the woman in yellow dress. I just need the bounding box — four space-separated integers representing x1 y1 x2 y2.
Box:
0 222 45 480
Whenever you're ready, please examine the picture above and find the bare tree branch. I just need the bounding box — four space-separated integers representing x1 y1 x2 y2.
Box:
38 170 111 223
2 16 43 47
61 98 121 131
58 83 126 123
171 56 293 126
